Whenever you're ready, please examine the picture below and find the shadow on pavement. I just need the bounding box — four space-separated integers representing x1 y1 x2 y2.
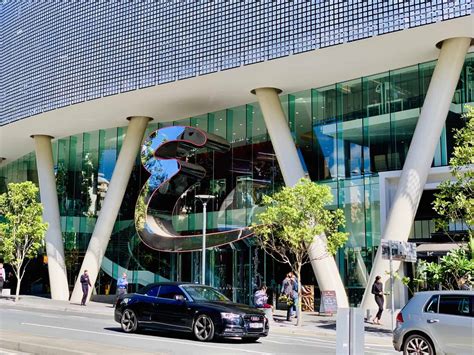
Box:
363 325 392 334
103 327 264 344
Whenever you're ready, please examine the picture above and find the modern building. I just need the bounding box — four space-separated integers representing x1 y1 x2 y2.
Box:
0 3 472 311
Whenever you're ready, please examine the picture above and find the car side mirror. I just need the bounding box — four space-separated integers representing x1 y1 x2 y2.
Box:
174 294 185 302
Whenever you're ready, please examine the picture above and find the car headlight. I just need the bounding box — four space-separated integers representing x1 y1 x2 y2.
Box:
221 312 241 320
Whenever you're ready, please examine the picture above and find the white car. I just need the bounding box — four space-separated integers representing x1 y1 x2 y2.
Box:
393 291 473 355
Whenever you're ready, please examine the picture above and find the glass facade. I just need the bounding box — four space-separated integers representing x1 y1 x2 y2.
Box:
1 2 471 125
1 55 473 306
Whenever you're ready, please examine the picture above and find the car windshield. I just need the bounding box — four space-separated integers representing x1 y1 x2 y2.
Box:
182 285 230 302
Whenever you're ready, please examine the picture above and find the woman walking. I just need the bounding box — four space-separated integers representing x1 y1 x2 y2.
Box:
371 275 384 325
80 270 92 306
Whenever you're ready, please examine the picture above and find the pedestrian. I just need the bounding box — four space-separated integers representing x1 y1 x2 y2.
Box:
290 272 299 318
80 269 92 306
281 272 297 320
254 285 271 309
0 263 5 295
371 275 384 325
115 273 128 305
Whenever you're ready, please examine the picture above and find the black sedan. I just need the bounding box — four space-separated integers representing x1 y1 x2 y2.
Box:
114 282 269 342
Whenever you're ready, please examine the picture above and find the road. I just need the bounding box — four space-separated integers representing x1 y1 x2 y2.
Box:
0 307 397 355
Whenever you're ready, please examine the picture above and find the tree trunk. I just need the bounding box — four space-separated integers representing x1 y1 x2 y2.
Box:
469 234 474 261
15 277 21 303
296 267 302 327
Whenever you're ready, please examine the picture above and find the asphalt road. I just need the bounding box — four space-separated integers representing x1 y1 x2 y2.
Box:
0 307 397 355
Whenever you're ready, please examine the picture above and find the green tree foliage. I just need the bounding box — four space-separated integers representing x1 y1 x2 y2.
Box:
252 178 348 325
408 248 473 291
0 182 48 302
433 105 474 259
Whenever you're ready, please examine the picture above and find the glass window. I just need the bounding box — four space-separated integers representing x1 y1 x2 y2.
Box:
182 285 229 302
439 295 471 317
157 285 185 299
424 295 438 313
144 286 160 297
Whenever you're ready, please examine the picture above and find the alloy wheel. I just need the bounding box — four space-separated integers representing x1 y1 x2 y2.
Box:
404 335 433 355
194 314 214 341
121 309 138 333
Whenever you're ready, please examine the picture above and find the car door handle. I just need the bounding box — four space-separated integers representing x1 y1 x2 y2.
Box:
427 319 439 323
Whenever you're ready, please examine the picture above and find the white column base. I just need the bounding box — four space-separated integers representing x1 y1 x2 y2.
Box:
253 87 349 308
33 135 70 301
361 37 472 311
70 116 151 303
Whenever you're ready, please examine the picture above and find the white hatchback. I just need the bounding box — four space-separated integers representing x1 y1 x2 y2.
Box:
393 291 473 355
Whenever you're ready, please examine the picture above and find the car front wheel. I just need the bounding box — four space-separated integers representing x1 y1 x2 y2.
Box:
403 334 435 355
193 314 215 342
121 309 138 333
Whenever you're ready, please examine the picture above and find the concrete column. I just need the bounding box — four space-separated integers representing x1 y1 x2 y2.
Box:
70 116 151 303
361 37 472 312
252 87 349 308
33 135 70 300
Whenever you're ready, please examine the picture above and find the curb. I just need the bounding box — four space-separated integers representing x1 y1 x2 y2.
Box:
268 324 391 343
0 339 88 355
269 324 336 337
0 332 160 355
0 300 112 317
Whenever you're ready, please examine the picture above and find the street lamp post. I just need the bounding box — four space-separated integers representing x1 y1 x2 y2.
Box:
195 194 215 285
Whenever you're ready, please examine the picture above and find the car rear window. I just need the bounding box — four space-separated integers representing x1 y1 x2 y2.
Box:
438 295 472 317
145 286 160 297
424 295 439 313
157 285 185 299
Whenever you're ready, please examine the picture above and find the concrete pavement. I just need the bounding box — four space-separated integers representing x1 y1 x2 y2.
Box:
0 295 395 354
0 306 397 355
0 295 393 343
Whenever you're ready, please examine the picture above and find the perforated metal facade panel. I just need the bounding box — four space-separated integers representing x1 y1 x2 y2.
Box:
0 1 471 125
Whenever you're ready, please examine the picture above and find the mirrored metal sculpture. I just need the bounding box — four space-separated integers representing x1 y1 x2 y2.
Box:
135 126 253 252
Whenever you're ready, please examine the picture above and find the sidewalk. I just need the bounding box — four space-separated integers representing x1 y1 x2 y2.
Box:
270 309 392 342
1 295 392 344
0 295 113 317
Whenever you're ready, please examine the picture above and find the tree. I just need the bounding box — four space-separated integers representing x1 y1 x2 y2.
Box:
433 105 474 259
0 182 48 302
252 178 348 326
402 248 473 292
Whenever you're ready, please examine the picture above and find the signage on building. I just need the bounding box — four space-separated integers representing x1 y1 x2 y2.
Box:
381 240 417 263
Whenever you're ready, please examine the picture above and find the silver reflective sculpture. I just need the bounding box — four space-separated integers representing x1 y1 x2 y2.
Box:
135 126 253 252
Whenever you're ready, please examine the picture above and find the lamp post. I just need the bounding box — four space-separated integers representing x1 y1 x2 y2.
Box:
195 194 215 285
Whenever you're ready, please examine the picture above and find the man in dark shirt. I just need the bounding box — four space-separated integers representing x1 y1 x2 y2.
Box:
80 269 92 306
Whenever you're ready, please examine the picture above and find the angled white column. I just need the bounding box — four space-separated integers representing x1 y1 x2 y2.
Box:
33 135 70 300
361 37 472 312
252 87 349 308
70 116 151 303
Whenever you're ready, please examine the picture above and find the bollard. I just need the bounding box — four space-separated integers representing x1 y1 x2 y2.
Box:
336 307 364 355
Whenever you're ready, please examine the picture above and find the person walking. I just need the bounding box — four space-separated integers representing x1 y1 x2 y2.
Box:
281 273 296 320
115 273 128 305
80 270 92 306
290 273 299 318
371 275 384 325
0 263 5 295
